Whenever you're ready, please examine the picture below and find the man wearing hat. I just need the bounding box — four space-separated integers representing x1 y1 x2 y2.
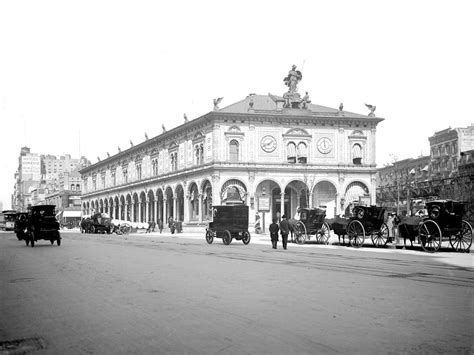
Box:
279 214 290 250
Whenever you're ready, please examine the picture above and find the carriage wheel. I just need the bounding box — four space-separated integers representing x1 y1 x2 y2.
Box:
222 230 232 245
347 220 365 248
317 222 331 245
242 231 251 245
90 226 96 234
418 219 442 253
205 230 214 244
294 222 307 245
449 220 472 252
371 223 389 248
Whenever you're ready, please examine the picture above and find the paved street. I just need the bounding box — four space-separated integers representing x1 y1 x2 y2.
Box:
1 230 472 354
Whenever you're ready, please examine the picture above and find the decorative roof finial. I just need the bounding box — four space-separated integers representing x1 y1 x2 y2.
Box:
184 113 188 122
162 124 166 133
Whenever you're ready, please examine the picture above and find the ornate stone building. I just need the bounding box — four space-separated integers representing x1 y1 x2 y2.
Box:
80 67 384 229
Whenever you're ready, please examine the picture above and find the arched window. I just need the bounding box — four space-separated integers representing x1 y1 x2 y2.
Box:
76 184 80 190
287 142 296 163
229 140 239 162
71 184 75 190
297 142 307 163
352 144 362 165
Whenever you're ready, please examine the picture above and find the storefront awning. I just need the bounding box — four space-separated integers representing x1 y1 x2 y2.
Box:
63 211 82 218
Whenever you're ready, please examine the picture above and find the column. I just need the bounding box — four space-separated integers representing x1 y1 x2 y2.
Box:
118 203 122 221
184 195 190 224
309 192 314 209
280 192 285 217
163 198 168 223
173 197 177 220
198 194 203 223
145 199 149 222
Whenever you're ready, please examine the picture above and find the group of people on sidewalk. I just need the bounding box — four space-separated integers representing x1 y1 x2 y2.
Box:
269 215 290 250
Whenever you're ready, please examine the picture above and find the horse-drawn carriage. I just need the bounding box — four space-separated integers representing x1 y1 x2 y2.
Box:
398 199 472 253
80 212 113 234
290 207 331 245
345 205 390 248
205 205 251 245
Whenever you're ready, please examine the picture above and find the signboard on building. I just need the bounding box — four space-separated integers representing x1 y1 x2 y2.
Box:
258 197 270 211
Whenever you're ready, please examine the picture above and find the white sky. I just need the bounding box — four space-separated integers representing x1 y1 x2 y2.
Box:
1 0 473 209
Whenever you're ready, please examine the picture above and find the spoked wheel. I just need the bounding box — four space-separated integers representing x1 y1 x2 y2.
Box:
242 231 251 245
222 230 232 245
317 222 331 245
371 223 389 247
294 222 307 245
347 220 365 248
449 220 472 252
205 230 214 244
419 219 442 253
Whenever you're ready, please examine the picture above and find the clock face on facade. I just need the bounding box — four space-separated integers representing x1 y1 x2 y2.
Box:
260 135 277 153
317 137 333 154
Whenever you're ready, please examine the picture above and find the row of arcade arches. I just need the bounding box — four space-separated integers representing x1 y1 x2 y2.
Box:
82 178 370 226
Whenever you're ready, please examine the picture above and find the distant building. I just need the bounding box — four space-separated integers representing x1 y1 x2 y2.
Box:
429 124 474 179
12 147 42 211
12 147 90 211
376 124 474 215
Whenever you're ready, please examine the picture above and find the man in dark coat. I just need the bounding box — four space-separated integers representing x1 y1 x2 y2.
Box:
279 214 290 250
269 218 280 249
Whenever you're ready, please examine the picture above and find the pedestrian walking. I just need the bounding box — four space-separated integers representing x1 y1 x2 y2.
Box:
393 213 401 248
157 218 163 234
269 218 279 249
279 214 290 250
147 219 156 233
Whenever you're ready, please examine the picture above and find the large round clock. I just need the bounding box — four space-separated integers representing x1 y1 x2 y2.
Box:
260 135 277 153
317 137 333 154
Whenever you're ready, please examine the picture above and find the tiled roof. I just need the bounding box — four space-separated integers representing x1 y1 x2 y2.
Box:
218 94 369 118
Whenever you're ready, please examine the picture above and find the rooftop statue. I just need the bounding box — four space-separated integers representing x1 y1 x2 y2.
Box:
213 97 223 111
283 65 303 94
365 103 376 117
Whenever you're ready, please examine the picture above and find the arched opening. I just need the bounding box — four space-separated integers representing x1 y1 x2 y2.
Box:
165 187 174 222
147 190 155 222
344 181 370 216
175 185 184 222
139 191 147 222
312 181 337 218
189 183 199 221
202 180 213 221
220 179 247 205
